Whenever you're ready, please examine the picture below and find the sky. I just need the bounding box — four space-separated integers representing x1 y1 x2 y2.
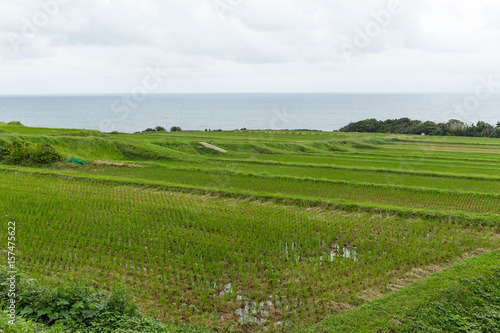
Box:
1 0 500 95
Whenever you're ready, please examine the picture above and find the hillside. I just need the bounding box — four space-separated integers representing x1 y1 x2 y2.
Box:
0 124 499 332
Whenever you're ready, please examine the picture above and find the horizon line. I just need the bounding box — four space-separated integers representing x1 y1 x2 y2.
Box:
0 91 490 97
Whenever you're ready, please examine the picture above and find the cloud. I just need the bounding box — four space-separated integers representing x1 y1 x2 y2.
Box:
0 0 499 94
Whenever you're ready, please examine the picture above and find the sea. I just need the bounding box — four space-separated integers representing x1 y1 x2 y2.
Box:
0 93 498 133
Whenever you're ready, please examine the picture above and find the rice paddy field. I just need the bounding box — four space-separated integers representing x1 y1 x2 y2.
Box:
0 122 499 332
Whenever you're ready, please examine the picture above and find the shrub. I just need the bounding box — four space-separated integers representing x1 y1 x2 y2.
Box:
0 310 67 332
155 126 167 132
7 121 24 126
141 127 168 133
0 267 208 333
170 126 182 132
0 141 63 165
29 143 64 164
0 267 136 329
4 141 30 164
0 145 9 160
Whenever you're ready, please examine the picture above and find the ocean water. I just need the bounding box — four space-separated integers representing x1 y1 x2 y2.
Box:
0 93 498 133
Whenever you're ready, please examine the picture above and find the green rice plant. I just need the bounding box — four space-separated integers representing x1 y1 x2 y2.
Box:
0 170 499 332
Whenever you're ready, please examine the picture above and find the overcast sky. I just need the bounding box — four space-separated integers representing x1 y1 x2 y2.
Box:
1 0 499 95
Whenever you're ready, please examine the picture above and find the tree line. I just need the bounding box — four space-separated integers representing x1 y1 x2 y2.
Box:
339 118 500 138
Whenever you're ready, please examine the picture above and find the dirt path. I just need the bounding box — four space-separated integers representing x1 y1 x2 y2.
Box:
199 142 228 153
92 160 146 168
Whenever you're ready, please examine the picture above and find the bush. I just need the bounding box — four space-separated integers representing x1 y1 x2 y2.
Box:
0 310 66 332
0 267 137 329
0 145 9 160
0 141 63 165
0 267 209 333
5 140 30 164
170 126 182 132
7 121 24 126
140 127 169 133
29 143 64 164
155 126 167 132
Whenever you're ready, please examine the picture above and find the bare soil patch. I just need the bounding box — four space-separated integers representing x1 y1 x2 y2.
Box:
199 142 228 153
92 160 146 168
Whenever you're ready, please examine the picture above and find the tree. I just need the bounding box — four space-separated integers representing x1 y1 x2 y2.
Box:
474 121 494 137
339 119 379 133
446 119 465 129
414 121 441 136
170 126 182 132
337 118 499 138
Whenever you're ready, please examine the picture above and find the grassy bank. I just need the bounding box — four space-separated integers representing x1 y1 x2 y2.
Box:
294 251 500 333
0 123 499 332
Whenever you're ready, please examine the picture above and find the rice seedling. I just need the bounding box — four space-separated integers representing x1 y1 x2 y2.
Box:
1 171 498 331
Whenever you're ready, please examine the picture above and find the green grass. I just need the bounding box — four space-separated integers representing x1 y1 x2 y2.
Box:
56 154 499 193
1 171 498 332
293 251 500 333
0 124 499 332
42 163 500 217
0 311 67 333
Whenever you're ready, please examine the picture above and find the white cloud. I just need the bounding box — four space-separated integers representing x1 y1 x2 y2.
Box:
0 0 499 94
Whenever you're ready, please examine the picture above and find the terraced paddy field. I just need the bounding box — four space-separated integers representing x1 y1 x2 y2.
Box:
0 123 499 332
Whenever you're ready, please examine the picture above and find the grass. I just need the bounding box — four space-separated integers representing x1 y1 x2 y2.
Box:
0 311 67 332
0 268 214 333
43 163 500 216
1 170 499 331
0 123 499 332
293 250 500 333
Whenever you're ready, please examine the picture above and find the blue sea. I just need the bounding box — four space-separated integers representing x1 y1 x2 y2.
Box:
0 94 498 133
